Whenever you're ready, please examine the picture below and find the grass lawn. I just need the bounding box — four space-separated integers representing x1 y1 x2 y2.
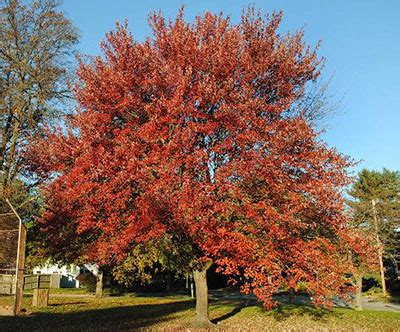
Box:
0 290 399 331
364 287 400 304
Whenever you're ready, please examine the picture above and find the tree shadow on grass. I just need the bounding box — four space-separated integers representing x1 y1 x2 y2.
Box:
211 305 243 324
0 300 195 332
270 304 344 323
49 301 88 307
107 290 189 298
210 299 258 324
209 297 345 325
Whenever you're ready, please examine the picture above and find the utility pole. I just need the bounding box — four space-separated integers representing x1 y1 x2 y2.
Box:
371 199 387 298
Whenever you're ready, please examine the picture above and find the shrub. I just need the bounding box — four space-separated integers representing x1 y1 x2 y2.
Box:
77 272 97 293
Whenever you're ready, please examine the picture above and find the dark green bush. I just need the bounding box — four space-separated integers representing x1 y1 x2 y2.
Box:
77 272 97 293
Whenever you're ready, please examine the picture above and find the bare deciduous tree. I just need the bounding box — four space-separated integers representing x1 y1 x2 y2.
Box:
0 0 78 188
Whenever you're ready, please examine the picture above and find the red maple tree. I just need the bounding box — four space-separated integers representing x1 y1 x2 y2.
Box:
27 8 367 326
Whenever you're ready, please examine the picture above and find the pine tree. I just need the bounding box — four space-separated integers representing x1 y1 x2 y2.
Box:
348 168 400 297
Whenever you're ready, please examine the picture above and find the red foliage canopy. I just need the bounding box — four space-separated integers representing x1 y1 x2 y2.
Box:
27 8 363 308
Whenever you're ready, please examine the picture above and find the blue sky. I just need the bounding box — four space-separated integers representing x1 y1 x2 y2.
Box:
61 0 400 173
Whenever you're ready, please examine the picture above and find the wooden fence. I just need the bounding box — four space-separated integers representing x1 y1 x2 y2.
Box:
0 274 15 294
0 274 52 294
24 274 51 290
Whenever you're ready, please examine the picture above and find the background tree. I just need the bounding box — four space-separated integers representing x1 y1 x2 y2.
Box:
293 77 340 129
0 0 79 285
342 228 378 310
0 177 36 217
112 234 195 290
27 8 366 328
0 0 78 189
348 168 400 298
0 175 43 274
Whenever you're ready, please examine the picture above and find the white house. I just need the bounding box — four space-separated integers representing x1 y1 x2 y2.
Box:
33 263 99 288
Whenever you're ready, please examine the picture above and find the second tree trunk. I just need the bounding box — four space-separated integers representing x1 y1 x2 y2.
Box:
354 274 363 310
95 270 103 298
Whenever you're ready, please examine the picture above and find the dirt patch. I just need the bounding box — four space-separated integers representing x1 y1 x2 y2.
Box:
0 305 14 316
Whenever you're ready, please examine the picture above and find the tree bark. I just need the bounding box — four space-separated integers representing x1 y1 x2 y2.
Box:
95 270 103 298
192 261 213 328
0 112 13 171
190 273 194 298
32 289 49 307
289 288 295 304
377 249 387 298
165 272 171 292
3 118 20 187
371 199 387 297
354 274 363 310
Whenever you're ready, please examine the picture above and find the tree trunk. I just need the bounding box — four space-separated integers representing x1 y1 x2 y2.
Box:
354 274 363 310
190 273 194 298
192 262 213 328
0 113 13 172
32 289 49 307
289 288 295 304
95 270 103 298
378 249 387 298
3 119 20 188
165 272 171 292
371 199 387 298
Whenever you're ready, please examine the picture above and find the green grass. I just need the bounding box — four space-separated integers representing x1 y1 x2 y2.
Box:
0 291 399 331
363 288 400 304
23 287 91 295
